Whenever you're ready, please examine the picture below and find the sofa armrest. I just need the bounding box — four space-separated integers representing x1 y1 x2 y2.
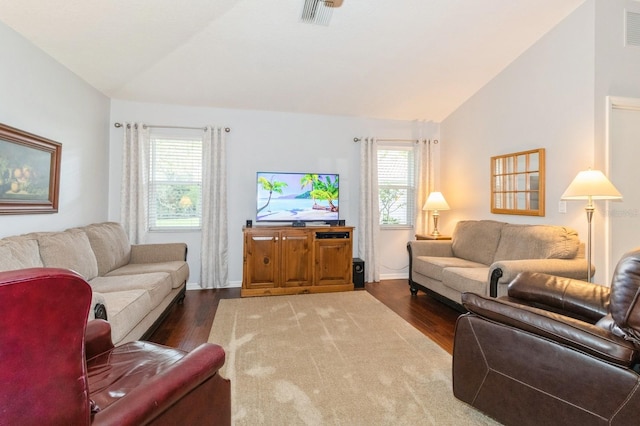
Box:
461 292 638 367
93 343 228 426
130 243 188 263
488 258 592 297
85 319 114 359
407 240 454 258
506 272 610 322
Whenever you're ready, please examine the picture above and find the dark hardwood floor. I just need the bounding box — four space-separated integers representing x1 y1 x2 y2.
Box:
147 279 462 354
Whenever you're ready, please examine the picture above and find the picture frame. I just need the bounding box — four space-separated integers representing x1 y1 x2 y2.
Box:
0 123 62 214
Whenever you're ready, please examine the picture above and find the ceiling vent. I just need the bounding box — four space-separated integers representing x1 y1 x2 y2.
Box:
300 0 343 26
626 10 640 47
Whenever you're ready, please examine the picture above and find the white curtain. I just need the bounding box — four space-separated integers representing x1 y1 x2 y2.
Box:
120 123 149 244
414 139 432 235
200 126 228 289
358 137 380 283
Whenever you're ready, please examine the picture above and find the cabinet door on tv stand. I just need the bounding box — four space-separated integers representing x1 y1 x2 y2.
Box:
314 238 353 286
244 230 280 289
280 230 313 287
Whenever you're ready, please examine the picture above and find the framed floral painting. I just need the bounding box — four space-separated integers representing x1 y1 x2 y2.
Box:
0 123 62 214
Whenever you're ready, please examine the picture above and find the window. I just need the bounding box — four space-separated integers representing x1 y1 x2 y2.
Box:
148 133 203 230
378 144 416 226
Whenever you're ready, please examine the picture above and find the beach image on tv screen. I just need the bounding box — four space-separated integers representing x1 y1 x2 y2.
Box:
256 172 339 222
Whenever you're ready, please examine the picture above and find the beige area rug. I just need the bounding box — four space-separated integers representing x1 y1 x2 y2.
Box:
208 291 499 425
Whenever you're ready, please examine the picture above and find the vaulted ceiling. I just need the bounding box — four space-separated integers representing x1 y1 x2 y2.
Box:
0 0 586 121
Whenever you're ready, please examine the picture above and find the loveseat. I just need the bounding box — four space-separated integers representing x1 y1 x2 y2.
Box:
0 222 188 344
407 220 591 309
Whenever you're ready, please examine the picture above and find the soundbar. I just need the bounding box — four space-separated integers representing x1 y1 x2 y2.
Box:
316 231 350 239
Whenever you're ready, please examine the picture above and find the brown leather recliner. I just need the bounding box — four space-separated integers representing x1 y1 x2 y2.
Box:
0 268 231 425
453 248 640 426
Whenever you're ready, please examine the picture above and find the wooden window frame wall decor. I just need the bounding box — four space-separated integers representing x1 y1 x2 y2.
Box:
0 123 62 214
491 148 545 216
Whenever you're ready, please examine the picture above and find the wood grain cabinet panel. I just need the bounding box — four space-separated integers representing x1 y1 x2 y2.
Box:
242 226 354 297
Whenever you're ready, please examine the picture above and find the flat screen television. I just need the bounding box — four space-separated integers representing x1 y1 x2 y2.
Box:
256 172 339 223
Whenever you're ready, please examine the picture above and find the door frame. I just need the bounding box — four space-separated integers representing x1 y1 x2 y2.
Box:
604 96 640 280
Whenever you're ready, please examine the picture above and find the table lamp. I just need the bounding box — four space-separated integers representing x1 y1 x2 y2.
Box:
561 169 622 282
423 192 450 237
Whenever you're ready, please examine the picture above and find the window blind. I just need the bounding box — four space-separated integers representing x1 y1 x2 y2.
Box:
149 135 203 230
377 145 416 226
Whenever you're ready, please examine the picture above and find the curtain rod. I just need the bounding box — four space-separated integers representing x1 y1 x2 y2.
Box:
114 122 231 132
353 137 438 144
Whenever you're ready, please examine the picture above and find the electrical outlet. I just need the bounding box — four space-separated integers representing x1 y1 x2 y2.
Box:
558 201 567 214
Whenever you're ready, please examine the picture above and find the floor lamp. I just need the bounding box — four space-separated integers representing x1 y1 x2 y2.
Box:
561 169 622 282
423 192 450 237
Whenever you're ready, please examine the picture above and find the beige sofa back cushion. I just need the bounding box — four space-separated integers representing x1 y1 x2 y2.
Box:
81 222 131 276
493 224 579 261
452 220 506 265
0 239 43 271
38 230 99 280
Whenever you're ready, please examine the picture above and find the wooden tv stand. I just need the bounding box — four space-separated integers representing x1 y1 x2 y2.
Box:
242 225 354 297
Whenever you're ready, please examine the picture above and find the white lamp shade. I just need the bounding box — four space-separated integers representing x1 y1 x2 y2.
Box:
561 169 622 200
423 192 450 211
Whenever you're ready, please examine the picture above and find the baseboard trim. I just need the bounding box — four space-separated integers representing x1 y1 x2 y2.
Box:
380 273 409 280
186 281 242 290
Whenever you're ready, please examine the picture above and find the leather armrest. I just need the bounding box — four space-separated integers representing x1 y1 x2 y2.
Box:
461 292 638 367
93 343 226 426
507 272 610 322
85 319 114 359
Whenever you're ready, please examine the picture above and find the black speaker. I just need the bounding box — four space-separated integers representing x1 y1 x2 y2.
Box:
353 258 365 289
246 220 252 228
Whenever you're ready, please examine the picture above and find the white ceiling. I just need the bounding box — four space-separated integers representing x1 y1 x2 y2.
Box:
0 0 586 122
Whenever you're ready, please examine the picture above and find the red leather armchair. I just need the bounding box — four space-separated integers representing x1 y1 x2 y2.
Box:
0 268 230 425
453 249 640 425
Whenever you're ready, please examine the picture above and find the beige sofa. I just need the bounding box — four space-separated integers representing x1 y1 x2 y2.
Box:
407 220 591 310
0 222 188 344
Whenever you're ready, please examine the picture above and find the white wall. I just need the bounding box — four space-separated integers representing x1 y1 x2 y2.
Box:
440 2 599 276
594 0 640 120
594 0 640 279
440 0 640 284
109 100 438 285
11 0 632 288
0 21 111 238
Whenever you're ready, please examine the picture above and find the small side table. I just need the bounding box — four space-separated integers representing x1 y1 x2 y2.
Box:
415 234 451 241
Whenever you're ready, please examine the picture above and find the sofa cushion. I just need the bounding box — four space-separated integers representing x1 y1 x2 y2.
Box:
493 224 579 262
89 273 172 310
81 222 132 276
99 289 152 344
105 261 189 289
413 256 487 282
441 267 491 295
38 231 99 280
0 239 43 271
451 220 505 265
